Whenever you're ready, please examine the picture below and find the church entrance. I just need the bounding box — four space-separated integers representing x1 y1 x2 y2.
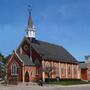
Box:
25 71 30 82
81 69 88 80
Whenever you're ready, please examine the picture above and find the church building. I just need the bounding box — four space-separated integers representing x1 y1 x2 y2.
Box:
7 11 79 83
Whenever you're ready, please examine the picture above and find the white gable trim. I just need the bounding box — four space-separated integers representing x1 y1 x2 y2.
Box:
15 50 24 66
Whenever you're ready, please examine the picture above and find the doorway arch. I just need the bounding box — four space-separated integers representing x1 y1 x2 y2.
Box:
25 71 30 82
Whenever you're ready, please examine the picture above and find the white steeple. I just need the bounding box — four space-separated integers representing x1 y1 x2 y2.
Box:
26 11 35 38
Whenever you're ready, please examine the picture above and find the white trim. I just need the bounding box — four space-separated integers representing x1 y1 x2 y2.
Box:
15 51 25 82
15 50 24 64
7 50 24 67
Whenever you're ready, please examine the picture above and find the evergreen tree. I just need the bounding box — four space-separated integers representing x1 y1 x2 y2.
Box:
0 52 11 65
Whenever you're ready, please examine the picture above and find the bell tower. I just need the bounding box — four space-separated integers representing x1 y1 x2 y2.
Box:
26 9 35 38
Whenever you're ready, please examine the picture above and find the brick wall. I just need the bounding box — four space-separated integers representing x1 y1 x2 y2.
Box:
42 60 79 80
7 54 23 83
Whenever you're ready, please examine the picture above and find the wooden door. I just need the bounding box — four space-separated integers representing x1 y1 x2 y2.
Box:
25 71 29 82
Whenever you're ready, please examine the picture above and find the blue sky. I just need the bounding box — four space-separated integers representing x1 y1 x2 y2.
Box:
0 0 90 61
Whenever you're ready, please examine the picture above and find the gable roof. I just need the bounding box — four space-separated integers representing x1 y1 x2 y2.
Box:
23 37 78 64
18 54 35 66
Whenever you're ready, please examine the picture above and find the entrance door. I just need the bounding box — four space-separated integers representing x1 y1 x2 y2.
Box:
81 69 87 80
25 71 29 82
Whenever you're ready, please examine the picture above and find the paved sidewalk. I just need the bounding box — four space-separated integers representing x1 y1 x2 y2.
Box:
0 83 90 90
18 82 38 86
0 82 90 90
1 82 90 88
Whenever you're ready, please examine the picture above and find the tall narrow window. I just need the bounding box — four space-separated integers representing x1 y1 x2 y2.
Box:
45 62 51 78
54 63 59 77
45 63 50 72
61 64 65 77
68 65 71 77
11 62 18 76
35 59 40 75
73 65 77 78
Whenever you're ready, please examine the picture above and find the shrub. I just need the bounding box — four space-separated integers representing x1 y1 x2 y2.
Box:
45 78 81 83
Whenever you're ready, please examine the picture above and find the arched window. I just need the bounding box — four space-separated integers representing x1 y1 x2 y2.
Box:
45 62 50 67
45 62 51 73
11 62 18 76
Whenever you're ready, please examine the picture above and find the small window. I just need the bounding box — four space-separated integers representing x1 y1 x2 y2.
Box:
11 62 18 76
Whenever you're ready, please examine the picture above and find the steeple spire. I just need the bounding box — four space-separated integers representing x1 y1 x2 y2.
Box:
26 6 36 38
28 10 33 28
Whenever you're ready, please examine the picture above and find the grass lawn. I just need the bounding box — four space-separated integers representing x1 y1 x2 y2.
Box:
44 79 90 85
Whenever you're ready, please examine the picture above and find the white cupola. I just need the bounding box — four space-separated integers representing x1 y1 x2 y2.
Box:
26 11 35 38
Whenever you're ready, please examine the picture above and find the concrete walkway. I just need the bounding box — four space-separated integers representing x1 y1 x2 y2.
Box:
0 82 90 90
9 82 90 88
0 81 90 88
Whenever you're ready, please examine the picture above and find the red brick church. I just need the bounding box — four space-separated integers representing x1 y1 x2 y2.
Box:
7 11 79 83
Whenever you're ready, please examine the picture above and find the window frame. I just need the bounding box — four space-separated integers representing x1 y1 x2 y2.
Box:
11 62 18 76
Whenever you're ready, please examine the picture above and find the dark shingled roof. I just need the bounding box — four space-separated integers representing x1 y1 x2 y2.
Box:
18 54 35 66
24 37 78 64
